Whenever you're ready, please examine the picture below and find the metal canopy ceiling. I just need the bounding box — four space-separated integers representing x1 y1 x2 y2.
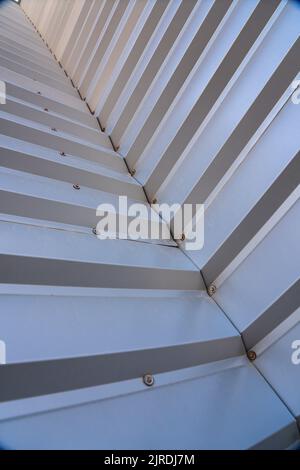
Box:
0 0 299 449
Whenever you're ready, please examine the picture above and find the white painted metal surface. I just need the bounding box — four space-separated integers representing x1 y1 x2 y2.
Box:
0 0 299 449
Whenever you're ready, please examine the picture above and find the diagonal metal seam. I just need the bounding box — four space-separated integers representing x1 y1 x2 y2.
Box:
1 14 246 411
12 19 181 252
252 360 300 439
40 27 185 252
211 294 300 440
16 0 297 342
16 5 299 432
210 285 300 437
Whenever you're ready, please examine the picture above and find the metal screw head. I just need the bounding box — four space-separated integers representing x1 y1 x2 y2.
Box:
247 350 257 362
73 184 80 190
92 228 98 236
143 374 154 387
208 284 217 297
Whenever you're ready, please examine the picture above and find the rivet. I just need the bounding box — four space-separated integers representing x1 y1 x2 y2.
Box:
60 152 66 157
92 228 98 236
143 374 154 387
208 284 217 297
73 184 80 190
247 350 257 362
130 169 136 177
152 198 157 205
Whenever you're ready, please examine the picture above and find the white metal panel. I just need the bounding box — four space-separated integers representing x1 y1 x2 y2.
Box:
0 0 299 450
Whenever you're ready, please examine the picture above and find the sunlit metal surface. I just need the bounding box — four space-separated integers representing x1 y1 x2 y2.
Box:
0 0 299 449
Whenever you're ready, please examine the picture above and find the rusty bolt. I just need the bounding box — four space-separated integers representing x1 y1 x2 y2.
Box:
247 350 257 362
143 374 154 387
208 285 217 297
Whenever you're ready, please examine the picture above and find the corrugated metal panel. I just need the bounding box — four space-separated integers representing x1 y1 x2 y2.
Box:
0 0 299 449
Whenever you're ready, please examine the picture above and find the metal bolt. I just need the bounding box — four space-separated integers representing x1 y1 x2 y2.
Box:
208 284 217 297
130 169 136 177
60 152 66 156
247 350 257 362
143 374 154 387
92 228 98 236
73 184 80 190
